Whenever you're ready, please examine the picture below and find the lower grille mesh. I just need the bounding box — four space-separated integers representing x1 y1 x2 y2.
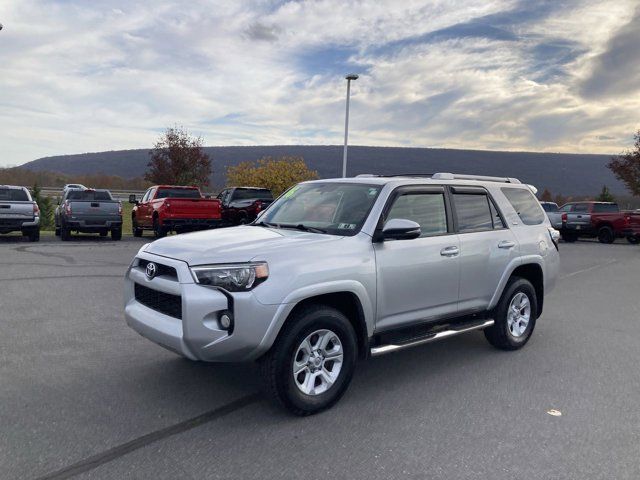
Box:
134 283 182 319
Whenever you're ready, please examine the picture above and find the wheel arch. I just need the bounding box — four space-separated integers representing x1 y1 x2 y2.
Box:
490 259 544 318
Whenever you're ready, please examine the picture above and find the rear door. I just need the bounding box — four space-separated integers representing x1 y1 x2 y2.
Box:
453 187 519 313
374 186 460 331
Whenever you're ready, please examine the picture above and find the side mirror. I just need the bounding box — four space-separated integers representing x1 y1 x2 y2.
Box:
129 194 138 205
382 218 421 240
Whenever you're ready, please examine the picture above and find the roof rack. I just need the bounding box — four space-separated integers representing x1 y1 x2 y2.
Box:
355 173 434 178
431 172 521 184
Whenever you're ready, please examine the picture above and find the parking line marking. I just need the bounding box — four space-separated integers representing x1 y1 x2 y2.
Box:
33 393 261 480
560 259 617 280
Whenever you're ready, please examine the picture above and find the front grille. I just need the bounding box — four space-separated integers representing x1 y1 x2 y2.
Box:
138 259 178 280
134 283 182 319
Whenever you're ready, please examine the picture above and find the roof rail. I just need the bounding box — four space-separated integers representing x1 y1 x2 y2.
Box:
355 173 434 178
432 172 521 184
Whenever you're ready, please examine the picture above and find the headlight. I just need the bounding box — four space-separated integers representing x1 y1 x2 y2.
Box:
190 262 269 291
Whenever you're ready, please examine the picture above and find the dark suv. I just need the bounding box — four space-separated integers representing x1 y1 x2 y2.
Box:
217 187 274 225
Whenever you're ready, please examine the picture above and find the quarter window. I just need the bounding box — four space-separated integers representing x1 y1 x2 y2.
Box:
501 188 546 225
453 194 494 233
386 192 448 237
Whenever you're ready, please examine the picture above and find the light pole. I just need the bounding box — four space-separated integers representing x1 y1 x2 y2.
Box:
342 73 358 178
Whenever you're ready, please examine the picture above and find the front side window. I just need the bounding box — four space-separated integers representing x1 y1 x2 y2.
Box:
259 182 381 236
501 187 546 225
386 192 447 237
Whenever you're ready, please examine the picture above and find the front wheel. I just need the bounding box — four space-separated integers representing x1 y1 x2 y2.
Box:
260 305 357 416
60 225 71 241
627 235 640 245
484 277 538 350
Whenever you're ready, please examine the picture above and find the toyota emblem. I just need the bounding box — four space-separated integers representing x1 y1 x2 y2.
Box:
145 262 157 279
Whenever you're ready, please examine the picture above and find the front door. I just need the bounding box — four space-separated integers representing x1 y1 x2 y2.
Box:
374 187 460 331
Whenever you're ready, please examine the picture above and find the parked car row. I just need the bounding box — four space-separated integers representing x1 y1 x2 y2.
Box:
129 185 274 238
540 201 640 244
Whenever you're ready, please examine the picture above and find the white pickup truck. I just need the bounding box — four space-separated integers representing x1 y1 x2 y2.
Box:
0 185 40 242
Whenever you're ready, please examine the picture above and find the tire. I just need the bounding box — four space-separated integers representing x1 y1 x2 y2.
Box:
132 217 143 237
100 230 108 237
26 229 40 242
597 226 614 244
561 231 577 243
55 227 60 236
111 228 122 241
153 217 166 238
484 277 538 351
627 235 640 245
259 304 357 416
61 226 71 241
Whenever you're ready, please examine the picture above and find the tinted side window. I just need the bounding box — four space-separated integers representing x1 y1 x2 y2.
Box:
501 188 546 225
387 193 447 237
559 204 573 212
453 194 493 233
541 203 558 213
592 203 619 213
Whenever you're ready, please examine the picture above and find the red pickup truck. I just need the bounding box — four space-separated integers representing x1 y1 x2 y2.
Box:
130 185 222 238
559 201 640 244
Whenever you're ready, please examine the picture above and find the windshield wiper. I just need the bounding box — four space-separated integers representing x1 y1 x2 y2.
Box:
254 221 281 228
278 223 327 234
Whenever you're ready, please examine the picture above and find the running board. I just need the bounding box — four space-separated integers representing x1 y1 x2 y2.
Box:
370 319 494 357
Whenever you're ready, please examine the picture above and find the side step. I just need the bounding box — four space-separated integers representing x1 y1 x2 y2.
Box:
370 319 494 357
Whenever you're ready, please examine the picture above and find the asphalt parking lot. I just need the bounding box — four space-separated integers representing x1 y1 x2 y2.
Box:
1 235 639 479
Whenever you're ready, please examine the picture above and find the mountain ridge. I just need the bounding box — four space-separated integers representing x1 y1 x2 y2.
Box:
21 145 621 196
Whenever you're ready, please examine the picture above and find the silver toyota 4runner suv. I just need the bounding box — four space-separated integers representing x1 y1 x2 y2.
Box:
125 173 560 415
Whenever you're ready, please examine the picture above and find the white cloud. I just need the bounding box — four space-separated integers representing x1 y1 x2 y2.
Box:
0 0 638 166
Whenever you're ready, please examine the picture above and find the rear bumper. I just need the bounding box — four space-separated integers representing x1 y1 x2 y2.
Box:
0 216 39 233
160 218 225 229
65 217 122 231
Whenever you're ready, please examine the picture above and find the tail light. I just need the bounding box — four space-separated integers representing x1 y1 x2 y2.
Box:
118 201 122 215
165 202 171 212
64 200 72 215
255 201 262 214
624 215 631 227
561 213 567 223
33 203 40 215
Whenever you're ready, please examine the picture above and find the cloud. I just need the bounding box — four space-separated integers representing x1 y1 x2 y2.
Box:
580 6 640 98
0 0 639 167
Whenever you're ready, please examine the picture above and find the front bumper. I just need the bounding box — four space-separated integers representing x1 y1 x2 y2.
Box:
124 252 280 362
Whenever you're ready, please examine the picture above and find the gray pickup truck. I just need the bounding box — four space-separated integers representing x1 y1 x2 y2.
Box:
0 185 40 242
55 189 122 241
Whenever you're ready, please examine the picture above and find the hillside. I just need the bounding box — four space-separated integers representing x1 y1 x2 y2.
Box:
21 145 621 196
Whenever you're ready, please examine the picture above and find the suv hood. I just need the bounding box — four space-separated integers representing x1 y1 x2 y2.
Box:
144 225 343 265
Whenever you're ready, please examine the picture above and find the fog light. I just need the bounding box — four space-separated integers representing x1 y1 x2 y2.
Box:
219 313 232 330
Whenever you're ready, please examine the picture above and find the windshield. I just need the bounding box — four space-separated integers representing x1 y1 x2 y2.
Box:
258 182 381 236
156 188 201 199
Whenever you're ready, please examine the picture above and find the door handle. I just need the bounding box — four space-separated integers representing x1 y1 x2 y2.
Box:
440 246 459 257
498 240 516 249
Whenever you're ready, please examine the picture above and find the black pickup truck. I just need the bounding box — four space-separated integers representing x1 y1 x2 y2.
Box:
55 189 123 240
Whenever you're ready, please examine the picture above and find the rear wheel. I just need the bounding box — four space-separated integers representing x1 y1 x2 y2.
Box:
598 226 614 244
627 235 640 245
54 227 60 236
25 228 40 242
561 231 577 243
260 305 357 416
153 217 167 238
99 230 108 237
484 277 538 350
61 224 71 241
111 228 122 241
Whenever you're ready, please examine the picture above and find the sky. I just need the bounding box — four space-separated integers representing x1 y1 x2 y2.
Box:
0 0 639 167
